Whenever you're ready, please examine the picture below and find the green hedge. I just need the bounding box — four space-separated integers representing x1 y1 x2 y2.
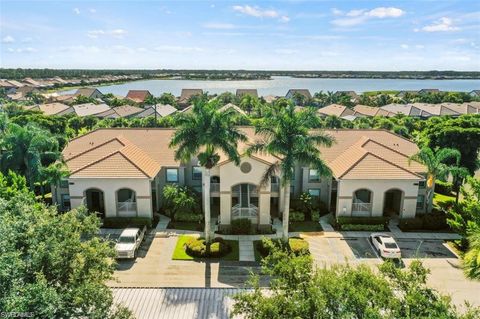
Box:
290 210 305 222
399 212 449 231
256 237 309 257
174 211 203 222
231 218 252 235
185 237 232 258
311 211 320 222
103 217 152 228
340 224 384 231
336 216 388 227
435 180 453 196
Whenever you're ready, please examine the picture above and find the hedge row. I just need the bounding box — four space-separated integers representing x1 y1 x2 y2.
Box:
256 238 309 257
336 216 389 227
399 212 449 231
340 224 385 231
185 237 231 258
103 217 152 228
174 211 203 222
435 180 453 196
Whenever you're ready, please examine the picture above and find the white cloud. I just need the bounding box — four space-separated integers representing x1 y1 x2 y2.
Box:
7 48 14 52
87 29 127 39
203 23 236 29
331 8 343 16
419 17 460 32
332 7 405 27
2 35 14 43
154 45 204 53
89 8 96 14
73 8 80 15
401 44 409 49
232 5 289 22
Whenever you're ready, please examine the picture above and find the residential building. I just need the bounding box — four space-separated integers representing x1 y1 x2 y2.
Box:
25 102 75 116
285 89 312 100
72 103 111 117
178 89 203 106
96 105 144 119
126 90 152 103
440 103 479 115
262 95 278 103
418 89 440 94
74 88 104 99
410 103 459 117
353 104 395 117
236 89 258 98
396 90 418 98
135 104 177 118
0 80 17 94
54 128 428 231
219 103 247 116
380 103 427 117
317 104 358 118
468 90 480 97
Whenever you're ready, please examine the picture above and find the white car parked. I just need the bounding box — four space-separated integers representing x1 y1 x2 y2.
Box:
369 233 401 259
115 226 146 259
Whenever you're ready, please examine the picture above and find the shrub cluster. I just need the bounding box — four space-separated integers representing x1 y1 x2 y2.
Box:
435 180 453 196
103 217 152 228
231 218 252 235
336 216 388 227
185 237 232 258
256 238 310 257
289 211 305 222
311 211 320 222
399 212 449 231
340 224 384 231
174 211 203 222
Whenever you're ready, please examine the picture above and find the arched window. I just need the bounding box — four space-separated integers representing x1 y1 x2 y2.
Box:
352 189 372 216
116 188 137 217
353 189 372 203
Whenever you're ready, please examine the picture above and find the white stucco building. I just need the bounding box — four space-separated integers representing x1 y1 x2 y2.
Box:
54 127 428 231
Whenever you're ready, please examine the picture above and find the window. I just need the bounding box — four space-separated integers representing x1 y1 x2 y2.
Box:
193 186 202 194
417 195 425 209
308 169 320 182
166 168 179 183
308 188 321 198
192 166 202 180
290 185 295 195
61 194 71 210
418 181 426 189
60 179 69 188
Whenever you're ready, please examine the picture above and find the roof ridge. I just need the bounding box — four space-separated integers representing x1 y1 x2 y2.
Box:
65 136 126 162
366 152 424 179
69 149 129 175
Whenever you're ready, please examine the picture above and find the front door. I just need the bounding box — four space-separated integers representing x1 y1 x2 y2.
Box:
91 191 105 218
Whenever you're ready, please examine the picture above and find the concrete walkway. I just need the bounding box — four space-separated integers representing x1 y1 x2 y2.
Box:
155 215 171 231
239 240 255 262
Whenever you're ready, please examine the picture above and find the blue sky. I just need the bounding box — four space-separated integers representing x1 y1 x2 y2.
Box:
1 0 479 70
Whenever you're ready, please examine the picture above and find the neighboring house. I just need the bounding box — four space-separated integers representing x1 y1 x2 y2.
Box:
126 90 152 103
410 103 459 117
353 105 395 117
396 90 418 98
262 95 278 103
54 94 76 104
0 80 17 94
236 89 258 98
135 104 177 118
23 77 41 87
74 88 104 99
285 89 312 100
468 90 480 97
54 128 428 230
179 105 194 114
465 101 480 113
335 90 358 99
380 103 427 117
96 105 145 119
219 103 247 116
26 102 75 116
72 103 111 117
6 80 25 88
418 89 440 94
17 86 39 95
178 89 203 106
317 104 359 118
439 103 478 115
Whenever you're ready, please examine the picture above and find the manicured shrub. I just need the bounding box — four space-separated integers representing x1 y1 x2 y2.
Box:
290 210 305 222
174 211 203 222
399 218 424 231
256 237 310 257
435 180 453 196
231 218 252 235
289 238 310 255
340 224 384 231
103 217 152 228
311 211 320 222
317 201 329 216
336 216 388 227
423 212 448 230
184 237 232 258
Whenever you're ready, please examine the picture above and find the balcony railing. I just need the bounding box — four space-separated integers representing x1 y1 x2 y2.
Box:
352 202 372 216
117 201 137 217
210 183 220 193
271 183 280 193
232 204 258 220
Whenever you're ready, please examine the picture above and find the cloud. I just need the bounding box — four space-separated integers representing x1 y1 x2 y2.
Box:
331 7 405 27
73 8 80 15
2 35 14 43
232 5 289 22
154 45 204 53
87 29 127 39
203 23 236 29
418 17 460 32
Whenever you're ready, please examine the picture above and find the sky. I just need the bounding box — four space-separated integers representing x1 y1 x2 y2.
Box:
0 0 479 70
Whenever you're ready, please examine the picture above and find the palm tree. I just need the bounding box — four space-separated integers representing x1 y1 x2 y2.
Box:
248 102 334 241
1 122 60 190
449 166 470 204
409 146 461 212
239 94 258 115
39 162 69 200
169 99 247 243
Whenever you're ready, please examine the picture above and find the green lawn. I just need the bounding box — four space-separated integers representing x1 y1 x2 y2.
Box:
172 235 239 261
290 221 323 232
167 222 204 231
433 193 455 207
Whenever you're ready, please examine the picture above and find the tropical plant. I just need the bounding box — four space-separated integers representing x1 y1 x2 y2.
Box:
239 94 258 115
158 92 177 106
464 226 480 279
409 146 461 212
38 162 69 199
169 99 247 243
248 103 334 241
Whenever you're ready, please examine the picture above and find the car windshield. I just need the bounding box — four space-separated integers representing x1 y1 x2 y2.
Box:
118 236 135 244
385 243 398 249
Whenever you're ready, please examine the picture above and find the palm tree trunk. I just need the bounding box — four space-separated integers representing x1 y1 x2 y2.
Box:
202 167 211 244
282 180 291 242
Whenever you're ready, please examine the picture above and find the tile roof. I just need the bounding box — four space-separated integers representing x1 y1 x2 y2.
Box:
63 127 425 180
135 104 177 118
28 102 74 116
219 103 247 116
75 88 102 97
236 89 258 98
353 104 395 117
72 103 111 117
286 89 312 99
317 104 356 117
179 89 203 102
380 103 425 117
411 103 460 116
126 90 152 103
96 105 145 118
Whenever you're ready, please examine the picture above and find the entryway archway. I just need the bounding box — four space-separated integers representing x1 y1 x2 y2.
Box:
383 189 404 217
85 188 105 219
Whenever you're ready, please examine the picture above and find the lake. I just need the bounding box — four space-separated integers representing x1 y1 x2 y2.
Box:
61 76 480 96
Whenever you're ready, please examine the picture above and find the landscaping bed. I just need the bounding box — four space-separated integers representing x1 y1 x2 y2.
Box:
254 237 310 261
290 221 323 232
398 211 452 232
331 216 389 231
167 221 204 231
172 235 239 261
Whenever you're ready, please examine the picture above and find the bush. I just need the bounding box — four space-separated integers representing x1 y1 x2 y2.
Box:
317 201 329 216
435 180 453 196
231 218 252 235
256 238 310 257
311 211 320 222
340 224 384 231
399 218 423 231
336 216 388 227
174 211 203 222
290 210 305 222
399 213 449 231
103 217 152 228
185 237 232 258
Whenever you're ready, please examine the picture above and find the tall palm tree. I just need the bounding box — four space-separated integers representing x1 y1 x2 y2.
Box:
409 146 461 212
169 99 247 243
39 162 69 200
239 94 258 115
248 102 334 241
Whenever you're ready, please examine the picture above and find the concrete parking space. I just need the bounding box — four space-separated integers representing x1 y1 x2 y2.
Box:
396 239 458 259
